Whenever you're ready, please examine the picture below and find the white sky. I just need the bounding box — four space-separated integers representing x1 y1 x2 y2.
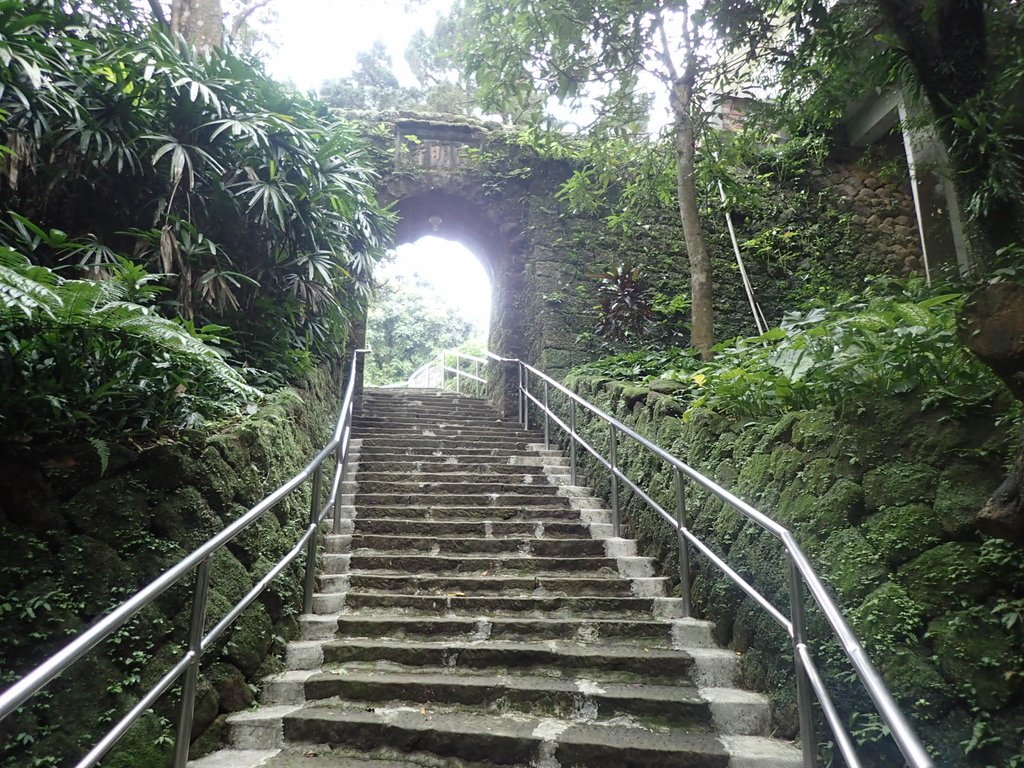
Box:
262 0 451 92
258 1 493 333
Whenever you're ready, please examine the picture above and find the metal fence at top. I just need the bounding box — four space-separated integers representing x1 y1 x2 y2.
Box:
406 350 487 397
0 349 370 768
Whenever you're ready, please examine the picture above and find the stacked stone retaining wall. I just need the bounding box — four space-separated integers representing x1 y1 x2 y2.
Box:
0 368 341 767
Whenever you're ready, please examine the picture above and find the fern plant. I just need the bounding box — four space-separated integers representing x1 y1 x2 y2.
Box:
0 249 260 441
575 278 1016 421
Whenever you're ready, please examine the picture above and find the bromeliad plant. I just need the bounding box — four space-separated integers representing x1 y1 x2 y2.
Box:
589 262 656 343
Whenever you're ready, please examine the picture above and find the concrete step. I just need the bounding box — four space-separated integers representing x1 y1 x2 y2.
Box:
355 456 566 470
353 419 537 435
337 592 669 617
354 466 557 479
362 391 494 404
319 638 697 681
356 480 561 495
280 704 730 768
357 470 553 483
356 444 551 456
301 670 715 727
337 572 649 597
358 444 536 456
347 506 586 522
349 518 592 538
195 748 477 768
353 493 570 507
360 409 503 421
349 534 607 556
345 553 625 574
357 434 540 447
315 614 716 646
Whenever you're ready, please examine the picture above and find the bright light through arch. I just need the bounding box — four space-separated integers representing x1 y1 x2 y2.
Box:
381 236 491 337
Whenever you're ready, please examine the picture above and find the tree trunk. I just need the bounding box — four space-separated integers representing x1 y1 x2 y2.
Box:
171 0 224 51
671 70 714 359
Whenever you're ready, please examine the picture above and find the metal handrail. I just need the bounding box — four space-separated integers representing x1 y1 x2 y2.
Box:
0 348 371 768
408 350 487 394
476 351 933 768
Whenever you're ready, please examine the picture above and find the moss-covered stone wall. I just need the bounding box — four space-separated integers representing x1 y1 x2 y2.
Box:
563 375 1023 768
0 368 342 767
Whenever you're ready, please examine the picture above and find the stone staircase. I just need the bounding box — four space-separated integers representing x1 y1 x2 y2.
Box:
191 388 802 768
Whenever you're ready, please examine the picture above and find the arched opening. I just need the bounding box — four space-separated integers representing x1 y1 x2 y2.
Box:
364 235 491 386
361 185 526 413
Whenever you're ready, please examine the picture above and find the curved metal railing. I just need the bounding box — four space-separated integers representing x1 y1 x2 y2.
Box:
0 349 370 768
426 350 933 768
406 350 487 395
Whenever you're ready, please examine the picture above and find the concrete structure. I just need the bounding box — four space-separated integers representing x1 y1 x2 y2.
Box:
845 89 971 277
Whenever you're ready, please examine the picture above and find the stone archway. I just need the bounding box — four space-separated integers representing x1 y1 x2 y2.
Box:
383 187 526 364
372 124 530 414
351 113 595 412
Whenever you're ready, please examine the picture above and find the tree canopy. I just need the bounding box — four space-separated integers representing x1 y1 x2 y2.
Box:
365 272 477 386
0 0 392 440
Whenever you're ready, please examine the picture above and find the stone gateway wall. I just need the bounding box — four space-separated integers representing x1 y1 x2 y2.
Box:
563 375 1023 768
812 162 924 276
356 114 932 388
0 369 342 767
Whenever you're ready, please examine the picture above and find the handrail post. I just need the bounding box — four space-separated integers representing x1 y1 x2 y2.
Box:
523 369 530 430
332 433 346 535
518 364 525 428
568 399 578 486
788 555 818 768
171 556 212 768
455 353 462 394
302 464 324 614
543 381 550 450
673 468 692 617
609 423 620 537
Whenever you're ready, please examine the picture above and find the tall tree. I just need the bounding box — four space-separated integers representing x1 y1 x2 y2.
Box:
321 43 422 111
170 0 224 50
442 0 717 358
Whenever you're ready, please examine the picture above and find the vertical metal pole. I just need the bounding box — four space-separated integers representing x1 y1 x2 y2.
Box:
788 555 818 768
523 370 530 431
673 468 692 617
518 364 525 428
475 359 482 397
609 424 620 538
332 438 346 535
302 464 324 614
455 353 462 394
568 399 578 487
543 382 550 449
172 556 212 768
